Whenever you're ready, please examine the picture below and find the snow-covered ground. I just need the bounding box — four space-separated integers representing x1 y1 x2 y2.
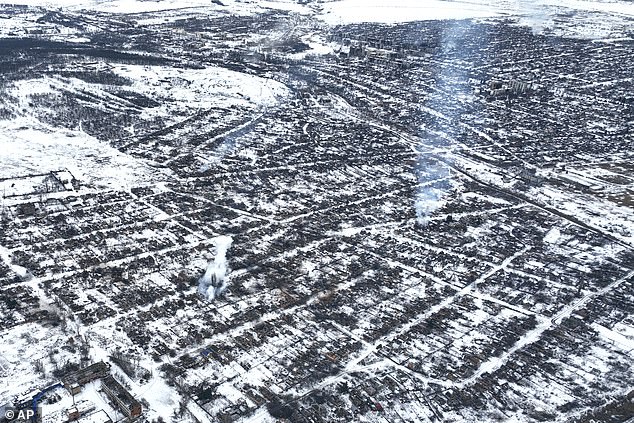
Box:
6 0 634 33
0 64 289 191
3 0 632 40
319 0 503 24
110 64 288 118
2 0 311 15
0 323 72 407
319 0 634 38
0 118 161 191
0 1 631 422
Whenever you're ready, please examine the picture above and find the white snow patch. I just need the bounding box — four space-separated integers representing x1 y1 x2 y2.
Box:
0 119 160 191
5 0 312 15
320 0 503 24
592 323 634 353
544 227 561 244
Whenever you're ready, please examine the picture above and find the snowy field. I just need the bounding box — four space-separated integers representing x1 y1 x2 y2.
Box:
5 0 634 23
0 0 310 15
4 0 634 38
1 0 632 41
0 119 160 191
0 64 288 191
319 0 634 38
319 0 503 24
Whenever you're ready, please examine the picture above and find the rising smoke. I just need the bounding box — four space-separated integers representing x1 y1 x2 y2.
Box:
414 20 473 225
513 0 553 35
414 159 451 226
198 236 233 300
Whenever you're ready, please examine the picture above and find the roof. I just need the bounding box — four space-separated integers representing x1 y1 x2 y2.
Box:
101 376 140 409
78 410 112 423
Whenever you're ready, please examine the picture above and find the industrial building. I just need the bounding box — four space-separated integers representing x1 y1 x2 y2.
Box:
101 376 142 421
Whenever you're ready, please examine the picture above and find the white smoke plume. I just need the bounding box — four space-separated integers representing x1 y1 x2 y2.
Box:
513 0 553 35
415 21 469 225
415 158 451 226
198 236 233 300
